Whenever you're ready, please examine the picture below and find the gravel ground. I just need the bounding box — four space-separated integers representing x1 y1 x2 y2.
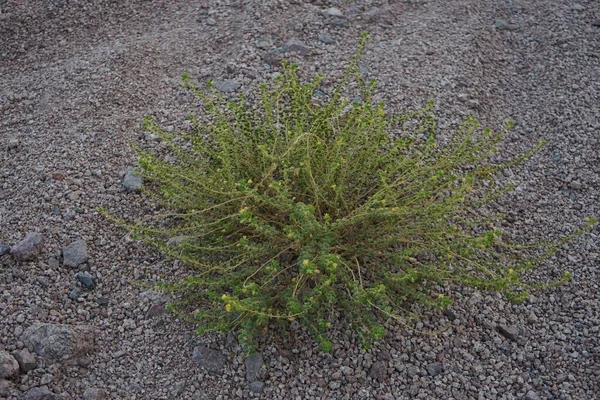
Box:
1 0 599 399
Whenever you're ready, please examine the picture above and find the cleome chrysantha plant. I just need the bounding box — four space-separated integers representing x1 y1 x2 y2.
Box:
112 34 596 352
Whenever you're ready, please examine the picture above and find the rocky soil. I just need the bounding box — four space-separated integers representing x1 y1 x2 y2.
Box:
1 0 599 399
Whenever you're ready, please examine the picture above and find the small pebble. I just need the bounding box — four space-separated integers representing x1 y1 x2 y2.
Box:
76 272 96 289
318 32 334 45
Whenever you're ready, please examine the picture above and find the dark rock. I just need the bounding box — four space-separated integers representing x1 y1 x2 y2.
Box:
0 243 10 256
443 308 457 321
498 324 520 342
145 303 167 319
249 381 265 393
368 360 387 381
62 239 88 268
83 388 107 400
0 350 19 379
317 33 334 44
213 80 240 93
282 39 312 56
122 166 143 191
96 297 109 306
426 363 443 377
22 386 59 400
495 19 518 31
245 352 264 382
192 346 225 373
11 232 44 262
13 348 37 373
593 19 600 27
76 272 95 289
69 287 83 301
21 323 96 363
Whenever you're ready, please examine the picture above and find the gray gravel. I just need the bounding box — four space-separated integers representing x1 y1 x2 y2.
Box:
0 0 598 399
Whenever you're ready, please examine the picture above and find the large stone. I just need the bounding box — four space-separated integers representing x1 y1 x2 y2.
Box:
498 324 520 342
13 348 37 373
21 323 96 363
122 166 143 191
192 346 225 373
22 386 59 400
62 240 88 268
10 232 44 262
0 350 19 379
245 352 264 382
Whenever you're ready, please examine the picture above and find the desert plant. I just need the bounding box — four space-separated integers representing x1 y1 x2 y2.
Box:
113 33 595 351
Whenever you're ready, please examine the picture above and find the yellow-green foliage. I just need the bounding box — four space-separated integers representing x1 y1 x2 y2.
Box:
123 34 595 351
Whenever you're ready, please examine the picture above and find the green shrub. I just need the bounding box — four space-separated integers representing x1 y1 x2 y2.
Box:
118 34 595 351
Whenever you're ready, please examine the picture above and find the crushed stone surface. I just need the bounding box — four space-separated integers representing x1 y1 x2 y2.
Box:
0 0 598 399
